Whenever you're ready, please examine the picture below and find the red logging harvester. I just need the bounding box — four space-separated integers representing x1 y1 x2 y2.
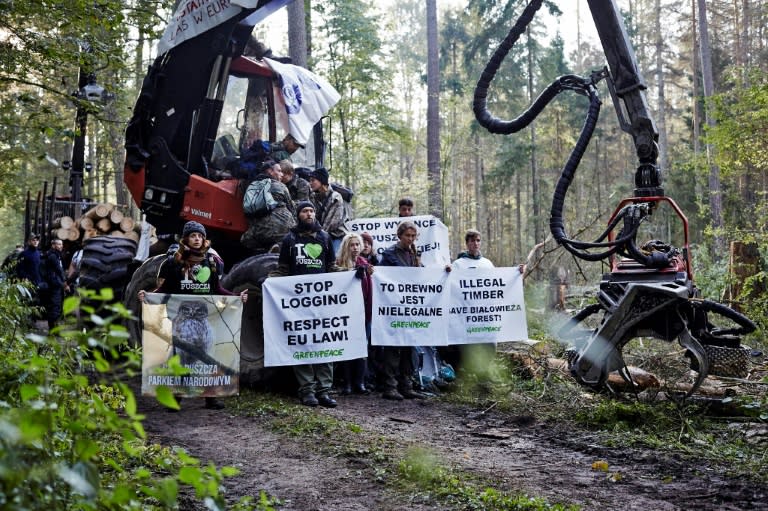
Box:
123 0 340 383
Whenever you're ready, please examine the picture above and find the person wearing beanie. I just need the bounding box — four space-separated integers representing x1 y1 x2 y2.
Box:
269 202 341 408
138 220 248 411
307 167 348 252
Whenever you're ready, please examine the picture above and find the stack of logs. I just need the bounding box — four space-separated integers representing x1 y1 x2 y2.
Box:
51 203 156 244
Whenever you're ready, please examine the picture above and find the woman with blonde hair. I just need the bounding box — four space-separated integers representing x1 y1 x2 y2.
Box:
336 232 373 394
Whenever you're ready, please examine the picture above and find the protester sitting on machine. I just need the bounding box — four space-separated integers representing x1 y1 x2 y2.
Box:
235 134 304 180
279 160 311 206
308 167 348 253
241 160 296 254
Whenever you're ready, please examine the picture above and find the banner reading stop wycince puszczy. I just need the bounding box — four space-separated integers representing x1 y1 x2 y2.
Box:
447 267 528 344
262 272 367 366
345 215 450 267
141 294 243 397
371 266 450 346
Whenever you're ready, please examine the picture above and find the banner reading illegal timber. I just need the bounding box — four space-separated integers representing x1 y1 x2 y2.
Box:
141 294 243 397
262 272 367 366
345 215 451 267
447 267 528 344
371 266 450 346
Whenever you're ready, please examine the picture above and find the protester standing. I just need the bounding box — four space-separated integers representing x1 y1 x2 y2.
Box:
138 221 248 410
240 160 296 253
279 159 311 206
270 201 341 408
335 233 373 395
378 221 428 400
360 232 377 266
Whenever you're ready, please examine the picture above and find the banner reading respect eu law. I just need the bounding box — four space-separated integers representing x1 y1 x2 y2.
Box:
345 215 451 267
371 266 451 346
447 267 528 344
262 272 367 366
141 294 243 397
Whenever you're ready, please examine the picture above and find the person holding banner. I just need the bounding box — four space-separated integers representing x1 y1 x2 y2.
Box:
450 229 525 378
335 233 374 395
138 221 248 410
270 201 341 408
360 232 377 266
378 221 451 400
398 197 414 217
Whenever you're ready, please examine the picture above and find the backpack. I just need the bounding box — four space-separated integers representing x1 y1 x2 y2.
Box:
243 178 279 217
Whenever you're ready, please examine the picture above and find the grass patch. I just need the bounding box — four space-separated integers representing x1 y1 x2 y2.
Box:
229 389 578 510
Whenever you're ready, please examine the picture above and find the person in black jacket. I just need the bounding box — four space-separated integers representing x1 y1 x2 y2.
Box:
270 201 341 408
41 238 68 331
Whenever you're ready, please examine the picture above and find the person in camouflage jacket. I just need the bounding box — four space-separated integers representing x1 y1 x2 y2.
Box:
241 161 296 253
308 167 348 253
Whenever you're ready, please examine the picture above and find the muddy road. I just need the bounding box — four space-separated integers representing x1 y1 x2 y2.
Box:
138 387 766 510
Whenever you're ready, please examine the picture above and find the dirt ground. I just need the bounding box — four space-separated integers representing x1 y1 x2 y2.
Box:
138 385 767 510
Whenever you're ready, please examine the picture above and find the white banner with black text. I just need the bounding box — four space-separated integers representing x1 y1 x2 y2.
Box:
262 272 368 366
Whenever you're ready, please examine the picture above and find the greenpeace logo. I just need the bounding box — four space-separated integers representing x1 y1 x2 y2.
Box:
191 208 212 219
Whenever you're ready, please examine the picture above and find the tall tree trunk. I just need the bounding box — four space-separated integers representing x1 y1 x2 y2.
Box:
696 0 725 251
527 29 541 246
287 0 308 68
426 0 441 219
654 0 669 177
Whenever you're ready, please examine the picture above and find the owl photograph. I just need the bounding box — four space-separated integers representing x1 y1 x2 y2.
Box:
171 300 214 365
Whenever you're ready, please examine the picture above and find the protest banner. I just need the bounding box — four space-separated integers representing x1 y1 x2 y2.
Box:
345 214 450 267
447 267 528 344
371 266 450 346
262 272 367 366
141 294 243 397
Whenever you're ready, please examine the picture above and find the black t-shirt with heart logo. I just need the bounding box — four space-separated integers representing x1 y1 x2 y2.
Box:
277 229 336 275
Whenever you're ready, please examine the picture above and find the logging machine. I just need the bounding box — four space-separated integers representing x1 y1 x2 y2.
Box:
473 0 756 396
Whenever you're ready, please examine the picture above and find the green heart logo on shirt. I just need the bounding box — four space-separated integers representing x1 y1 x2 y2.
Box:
195 266 211 283
304 243 322 259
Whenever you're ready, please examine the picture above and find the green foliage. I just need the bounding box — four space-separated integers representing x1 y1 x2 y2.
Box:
0 283 261 510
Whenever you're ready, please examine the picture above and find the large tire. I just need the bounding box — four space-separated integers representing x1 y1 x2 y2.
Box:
124 255 166 346
79 236 138 301
221 253 280 387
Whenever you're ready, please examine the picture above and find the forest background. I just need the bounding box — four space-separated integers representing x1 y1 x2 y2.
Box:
1 0 766 313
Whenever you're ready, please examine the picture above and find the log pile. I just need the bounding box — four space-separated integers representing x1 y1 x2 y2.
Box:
49 203 155 244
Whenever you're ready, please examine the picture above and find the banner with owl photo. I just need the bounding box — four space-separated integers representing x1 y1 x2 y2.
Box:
141 294 243 397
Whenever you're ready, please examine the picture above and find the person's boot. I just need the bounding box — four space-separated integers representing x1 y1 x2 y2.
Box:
317 393 337 408
382 389 404 401
204 397 224 410
400 388 425 399
301 394 319 407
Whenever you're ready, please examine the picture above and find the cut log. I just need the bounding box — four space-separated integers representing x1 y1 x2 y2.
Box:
84 203 112 220
96 218 112 233
53 216 75 229
82 228 98 240
54 227 71 240
124 230 140 242
109 209 124 225
119 216 135 232
78 216 94 230
109 230 125 238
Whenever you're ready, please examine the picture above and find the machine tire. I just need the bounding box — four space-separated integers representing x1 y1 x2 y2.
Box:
124 255 165 347
78 236 138 301
221 253 281 387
